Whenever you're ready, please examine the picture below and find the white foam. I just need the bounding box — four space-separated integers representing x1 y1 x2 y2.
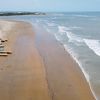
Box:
66 31 83 43
63 44 97 100
84 39 100 57
47 22 56 27
58 26 82 33
70 26 82 29
58 26 71 33
73 14 91 18
64 44 90 82
55 34 61 41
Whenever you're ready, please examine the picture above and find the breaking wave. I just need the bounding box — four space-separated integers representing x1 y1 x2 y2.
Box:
84 39 100 57
58 26 82 33
66 31 83 43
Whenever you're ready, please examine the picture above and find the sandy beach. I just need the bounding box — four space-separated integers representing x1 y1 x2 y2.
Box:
0 20 95 100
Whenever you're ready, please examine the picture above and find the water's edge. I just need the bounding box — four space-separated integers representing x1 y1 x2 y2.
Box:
55 35 97 100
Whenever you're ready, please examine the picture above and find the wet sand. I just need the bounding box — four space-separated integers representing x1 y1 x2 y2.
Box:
0 20 95 100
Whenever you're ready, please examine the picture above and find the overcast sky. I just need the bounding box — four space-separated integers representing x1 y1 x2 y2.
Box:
0 0 100 12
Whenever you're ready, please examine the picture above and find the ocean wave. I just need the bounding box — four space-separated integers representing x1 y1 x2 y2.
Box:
47 22 56 26
66 31 83 43
70 26 82 29
58 26 83 45
58 26 82 33
63 44 97 100
64 44 90 82
58 26 71 33
73 15 91 18
84 39 100 57
55 34 61 41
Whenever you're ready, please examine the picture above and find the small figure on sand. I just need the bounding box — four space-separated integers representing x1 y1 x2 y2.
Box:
0 32 12 56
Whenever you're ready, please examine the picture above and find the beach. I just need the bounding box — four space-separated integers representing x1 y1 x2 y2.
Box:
0 20 95 100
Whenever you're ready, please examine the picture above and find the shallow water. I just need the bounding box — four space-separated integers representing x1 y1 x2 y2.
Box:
0 12 100 99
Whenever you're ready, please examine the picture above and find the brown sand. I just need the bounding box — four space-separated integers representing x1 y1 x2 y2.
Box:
34 25 95 100
0 20 95 100
0 21 51 100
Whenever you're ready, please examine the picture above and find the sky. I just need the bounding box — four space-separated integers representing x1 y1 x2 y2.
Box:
0 0 100 12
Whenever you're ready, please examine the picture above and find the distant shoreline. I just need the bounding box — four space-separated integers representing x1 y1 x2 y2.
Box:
0 12 46 16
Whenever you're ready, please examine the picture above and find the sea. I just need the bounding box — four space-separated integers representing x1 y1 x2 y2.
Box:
1 12 100 100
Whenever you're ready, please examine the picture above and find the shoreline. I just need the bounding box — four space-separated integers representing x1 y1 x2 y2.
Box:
0 19 96 100
34 24 96 100
55 33 97 100
63 44 97 100
55 30 97 100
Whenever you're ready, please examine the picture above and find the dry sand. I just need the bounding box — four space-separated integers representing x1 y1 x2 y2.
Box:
0 20 96 100
0 21 51 100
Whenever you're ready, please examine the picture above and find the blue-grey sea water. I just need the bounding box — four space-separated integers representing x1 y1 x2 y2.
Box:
1 12 100 100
